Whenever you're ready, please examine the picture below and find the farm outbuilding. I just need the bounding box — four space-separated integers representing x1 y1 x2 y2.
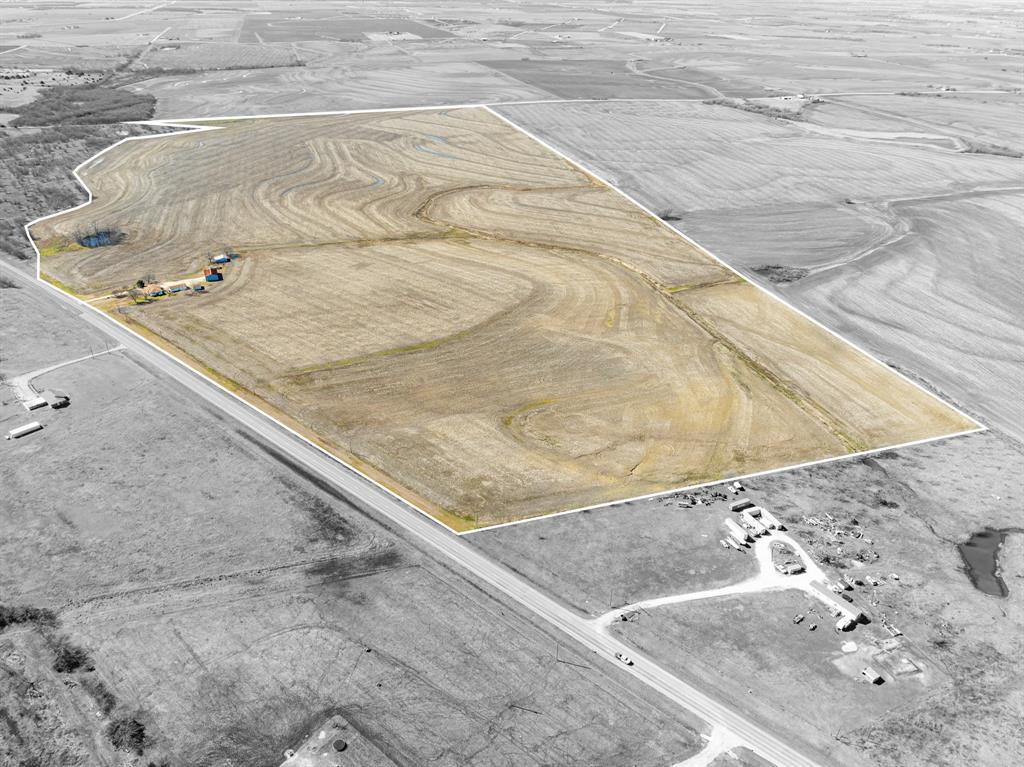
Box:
6 422 43 440
41 390 70 409
860 667 884 684
836 616 857 632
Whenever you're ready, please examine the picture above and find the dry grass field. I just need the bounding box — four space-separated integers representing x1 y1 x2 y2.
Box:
807 93 1024 155
472 495 761 617
610 587 938 766
130 60 550 120
31 106 975 528
131 42 302 72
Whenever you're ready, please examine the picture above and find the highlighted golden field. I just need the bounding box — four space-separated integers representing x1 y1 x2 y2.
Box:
31 107 975 529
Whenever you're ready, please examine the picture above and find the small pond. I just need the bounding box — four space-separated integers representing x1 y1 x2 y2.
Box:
78 230 122 248
957 528 1022 598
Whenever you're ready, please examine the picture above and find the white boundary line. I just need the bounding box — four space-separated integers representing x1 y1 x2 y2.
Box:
465 428 982 535
23 102 984 539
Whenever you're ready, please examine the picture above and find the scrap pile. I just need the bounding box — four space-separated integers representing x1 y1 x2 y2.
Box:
674 489 729 508
800 512 879 566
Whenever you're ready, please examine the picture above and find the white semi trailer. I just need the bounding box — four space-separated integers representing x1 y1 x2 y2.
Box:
740 511 768 536
6 422 42 440
725 518 751 542
759 507 784 530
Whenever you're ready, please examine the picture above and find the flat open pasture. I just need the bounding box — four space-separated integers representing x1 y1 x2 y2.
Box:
483 59 710 100
497 101 1023 214
810 93 1024 154
609 588 936 766
32 107 974 528
238 15 454 43
132 41 301 71
134 58 552 120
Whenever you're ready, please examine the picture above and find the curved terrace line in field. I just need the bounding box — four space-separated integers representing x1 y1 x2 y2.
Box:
27 105 979 530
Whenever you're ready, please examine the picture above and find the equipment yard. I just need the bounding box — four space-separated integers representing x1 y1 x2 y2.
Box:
32 106 973 529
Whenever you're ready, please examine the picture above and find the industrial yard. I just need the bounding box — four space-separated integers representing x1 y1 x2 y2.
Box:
32 107 973 528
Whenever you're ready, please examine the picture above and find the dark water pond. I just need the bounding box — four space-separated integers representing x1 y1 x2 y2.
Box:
78 230 122 248
957 528 1022 598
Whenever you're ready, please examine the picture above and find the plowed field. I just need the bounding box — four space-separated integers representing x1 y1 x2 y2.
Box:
32 107 976 528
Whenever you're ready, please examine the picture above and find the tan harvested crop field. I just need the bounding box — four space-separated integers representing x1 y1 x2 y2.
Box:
495 100 1023 441
31 106 976 528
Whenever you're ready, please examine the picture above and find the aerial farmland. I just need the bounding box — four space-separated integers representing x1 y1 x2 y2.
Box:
31 106 974 529
2 1 1022 766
